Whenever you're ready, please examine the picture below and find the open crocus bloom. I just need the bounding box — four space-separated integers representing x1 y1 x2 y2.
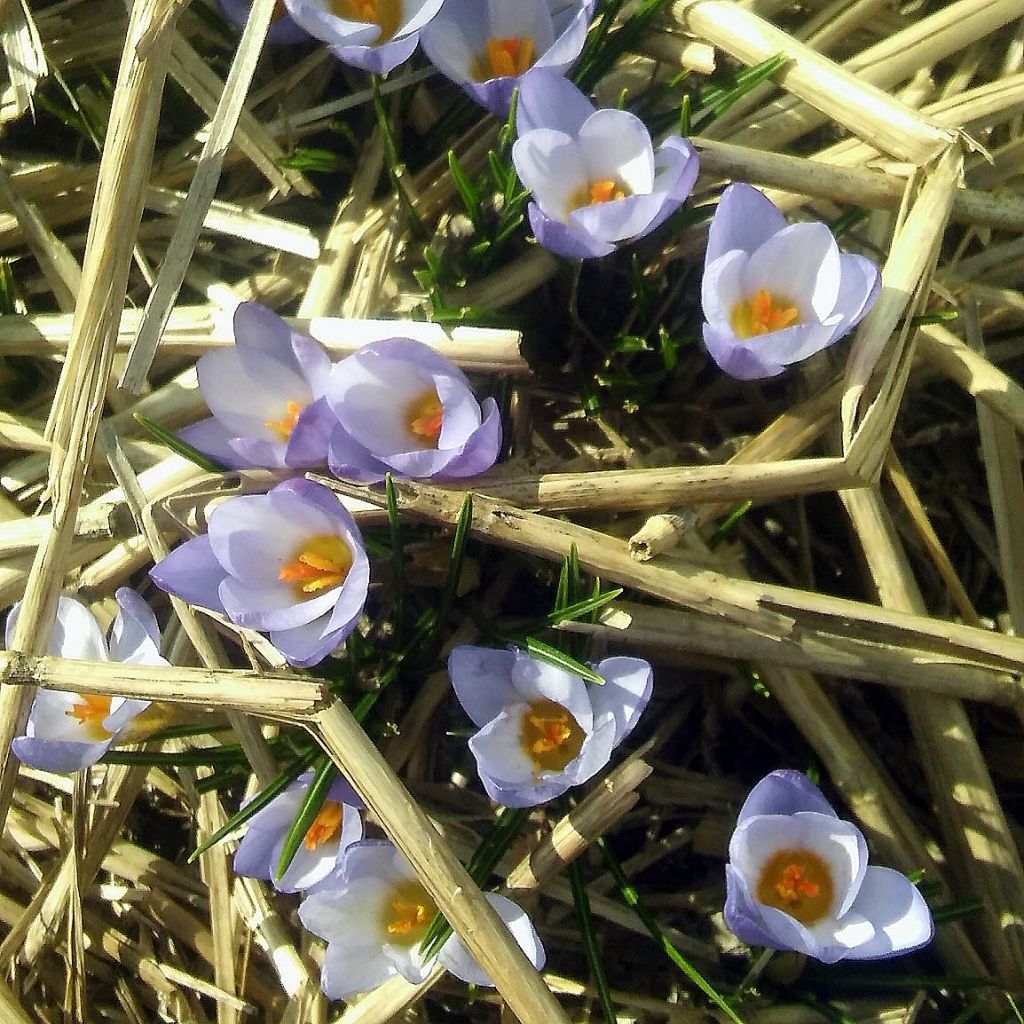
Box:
217 0 310 44
725 770 934 962
9 590 163 773
321 337 501 483
179 302 332 470
299 841 545 998
511 69 699 260
234 772 364 893
421 0 595 116
150 479 369 668
449 646 653 807
702 183 881 380
282 0 444 74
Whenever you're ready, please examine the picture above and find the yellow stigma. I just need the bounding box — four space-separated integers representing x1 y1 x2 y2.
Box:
66 694 113 741
519 698 586 772
264 400 304 442
569 178 630 212
405 388 443 448
755 848 834 925
730 289 800 340
279 535 354 597
381 880 435 946
472 35 536 81
303 800 344 851
333 0 401 40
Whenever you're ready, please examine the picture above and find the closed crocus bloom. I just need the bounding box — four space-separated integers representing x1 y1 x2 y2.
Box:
421 0 595 116
725 770 934 963
449 646 653 807
179 302 333 470
150 479 369 668
299 841 545 998
282 0 444 74
325 337 501 483
702 183 881 380
218 0 310 44
511 69 699 260
234 773 364 893
8 590 162 773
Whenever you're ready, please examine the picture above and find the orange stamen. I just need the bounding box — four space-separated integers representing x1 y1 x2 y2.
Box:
568 177 630 212
303 800 344 850
333 0 401 40
66 694 113 740
473 35 536 80
264 400 304 442
405 389 443 448
381 880 434 945
730 289 800 339
519 698 586 772
755 848 834 925
279 535 353 597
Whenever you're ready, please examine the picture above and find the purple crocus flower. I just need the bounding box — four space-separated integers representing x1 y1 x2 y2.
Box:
320 337 501 483
725 770 934 963
282 0 444 74
234 772 364 893
420 0 595 116
8 590 162 773
299 840 545 998
150 478 369 668
511 69 700 260
702 183 881 380
217 0 310 44
449 646 653 807
179 302 333 470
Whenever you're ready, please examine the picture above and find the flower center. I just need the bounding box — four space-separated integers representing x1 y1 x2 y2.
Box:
730 289 800 340
472 36 536 81
303 800 344 850
755 848 834 925
66 694 113 741
381 880 435 946
279 535 353 597
332 0 401 41
264 400 305 442
405 388 443 448
519 698 586 772
569 178 631 212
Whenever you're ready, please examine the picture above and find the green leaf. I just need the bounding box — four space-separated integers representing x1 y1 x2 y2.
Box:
519 636 605 685
134 413 225 473
449 149 484 234
435 494 473 633
570 861 618 1024
709 500 752 550
279 147 351 173
697 53 788 123
0 259 17 314
275 757 337 881
528 587 623 633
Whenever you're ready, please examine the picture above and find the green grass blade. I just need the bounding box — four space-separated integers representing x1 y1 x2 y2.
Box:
134 413 224 472
570 861 618 1024
435 493 473 634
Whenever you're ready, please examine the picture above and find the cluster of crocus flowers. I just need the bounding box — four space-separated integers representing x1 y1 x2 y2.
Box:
448 646 653 806
299 840 545 997
421 0 595 115
701 184 881 380
8 590 164 773
150 479 369 667
511 69 700 260
234 772 365 892
725 770 934 962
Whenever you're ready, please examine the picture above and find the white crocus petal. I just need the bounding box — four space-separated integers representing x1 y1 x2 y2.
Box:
487 0 554 50
743 222 842 322
437 894 545 986
844 866 934 959
511 129 587 222
398 0 446 38
108 589 164 664
701 250 748 336
590 656 653 746
577 109 655 194
705 183 789 265
509 653 593 731
300 878 391 944
563 714 616 786
26 690 109 742
810 910 875 953
102 698 150 737
7 597 109 661
448 646 518 728
321 939 393 1000
470 707 537 784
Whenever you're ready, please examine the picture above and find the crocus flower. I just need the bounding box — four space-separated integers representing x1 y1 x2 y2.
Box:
449 646 653 807
724 770 934 963
8 590 163 773
701 183 881 380
282 0 444 74
511 69 699 260
323 337 501 483
234 772 364 893
178 302 333 471
421 0 595 116
218 0 310 44
150 478 369 668
299 840 545 998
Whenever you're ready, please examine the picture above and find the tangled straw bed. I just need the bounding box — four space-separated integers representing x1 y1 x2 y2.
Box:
2 0 1024 1020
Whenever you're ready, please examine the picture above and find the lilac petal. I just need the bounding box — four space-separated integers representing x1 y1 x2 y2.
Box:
448 646 517 727
282 0 381 46
332 33 419 74
322 939 394 999
435 373 482 449
233 823 281 880
419 0 486 79
528 202 612 260
536 0 593 71
269 614 349 667
233 301 298 364
12 736 111 773
703 323 786 381
438 894 545 986
177 418 253 470
217 0 310 43
342 840 408 885
328 423 389 483
570 192 667 245
109 588 163 662
285 397 337 469
831 252 881 333
487 0 553 47
746 321 842 369
590 656 653 746
844 866 934 959
149 536 228 614
563 714 616 787
724 863 783 949
227 435 290 469
517 67 595 136
578 109 655 193
737 770 837 824
510 652 592 730
291 334 332 397
396 0 446 37
462 76 521 117
512 129 586 225
434 397 502 479
705 182 789 267
219 577 339 634
40 597 110 660
481 771 572 808
328 774 365 810
701 249 747 338
469 707 536 785
640 136 700 235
